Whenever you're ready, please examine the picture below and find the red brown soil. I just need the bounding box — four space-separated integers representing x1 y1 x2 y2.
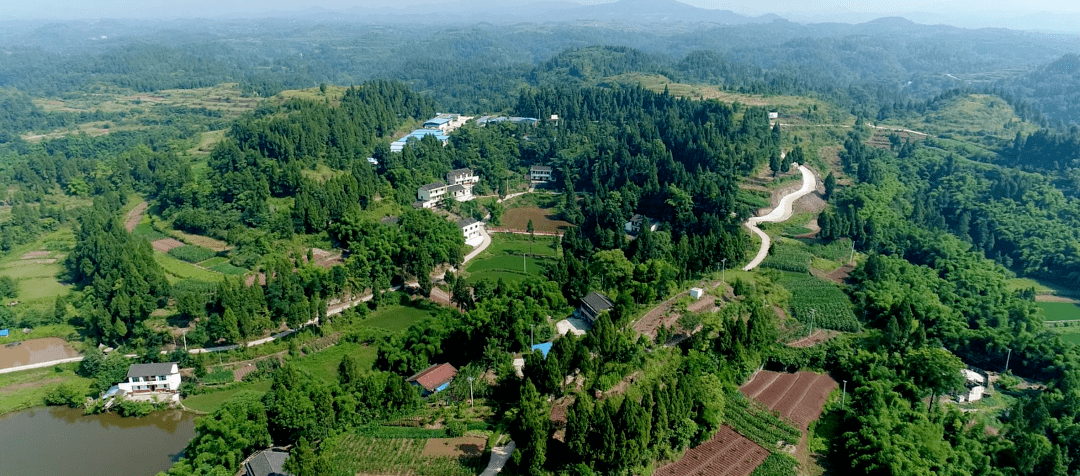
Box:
786 329 840 348
739 370 838 430
633 291 687 340
306 247 344 269
19 251 50 260
499 207 573 234
151 238 185 253
420 436 486 458
824 264 855 284
244 272 267 287
0 337 80 370
125 201 148 233
653 425 769 476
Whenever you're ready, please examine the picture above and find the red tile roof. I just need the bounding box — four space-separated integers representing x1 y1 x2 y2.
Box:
406 363 458 392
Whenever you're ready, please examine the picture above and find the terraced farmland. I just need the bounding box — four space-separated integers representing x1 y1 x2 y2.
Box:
653 425 770 476
739 370 837 429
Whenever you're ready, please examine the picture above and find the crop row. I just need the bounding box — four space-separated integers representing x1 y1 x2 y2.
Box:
725 394 802 449
328 434 478 476
779 272 861 332
750 453 799 476
761 242 812 273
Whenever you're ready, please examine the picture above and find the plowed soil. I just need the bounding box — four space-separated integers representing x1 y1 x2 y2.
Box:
151 238 185 253
653 425 769 476
739 370 837 429
421 436 486 458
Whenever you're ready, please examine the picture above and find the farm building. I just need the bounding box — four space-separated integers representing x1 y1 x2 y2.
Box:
406 363 458 396
416 181 448 208
243 449 293 476
574 292 614 324
531 342 553 358
624 214 659 235
529 165 553 182
476 116 539 127
446 168 479 186
423 117 451 131
116 362 182 403
689 288 704 299
390 128 449 153
457 214 483 245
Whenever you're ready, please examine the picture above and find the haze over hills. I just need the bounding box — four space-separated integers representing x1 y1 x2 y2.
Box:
4 0 1080 33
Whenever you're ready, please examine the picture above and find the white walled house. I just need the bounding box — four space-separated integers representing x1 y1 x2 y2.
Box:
447 184 473 202
458 217 483 241
118 362 181 395
417 182 448 208
530 166 553 182
446 168 479 186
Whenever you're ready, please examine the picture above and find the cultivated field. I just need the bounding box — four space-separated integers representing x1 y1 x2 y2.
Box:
653 425 769 476
497 207 573 234
739 371 837 429
326 434 483 476
1038 302 1080 322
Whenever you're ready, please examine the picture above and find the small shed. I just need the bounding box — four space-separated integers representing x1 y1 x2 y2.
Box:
689 288 704 300
406 363 458 396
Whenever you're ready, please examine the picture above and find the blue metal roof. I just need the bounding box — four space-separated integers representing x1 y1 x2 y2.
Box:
531 342 553 358
0 329 8 337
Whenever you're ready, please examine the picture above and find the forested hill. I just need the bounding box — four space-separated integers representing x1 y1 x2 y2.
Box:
0 19 1078 125
1001 54 1080 127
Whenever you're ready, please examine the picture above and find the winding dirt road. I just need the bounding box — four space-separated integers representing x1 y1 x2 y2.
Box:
742 164 817 271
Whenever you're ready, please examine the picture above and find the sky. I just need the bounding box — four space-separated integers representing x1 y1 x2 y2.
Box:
2 0 1080 31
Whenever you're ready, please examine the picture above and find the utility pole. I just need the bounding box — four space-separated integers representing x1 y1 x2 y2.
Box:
842 380 847 409
468 376 475 406
809 308 815 337
1005 348 1012 373
523 253 527 274
721 258 727 285
849 239 856 263
182 331 187 352
531 324 536 348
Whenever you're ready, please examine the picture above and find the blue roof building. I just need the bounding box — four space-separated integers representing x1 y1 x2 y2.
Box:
531 342 553 358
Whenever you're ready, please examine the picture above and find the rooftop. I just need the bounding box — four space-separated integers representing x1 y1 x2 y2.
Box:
126 362 178 379
448 167 473 176
425 117 451 125
406 363 458 392
245 449 292 476
530 165 552 172
531 342 553 358
457 217 479 228
581 292 614 315
420 182 446 191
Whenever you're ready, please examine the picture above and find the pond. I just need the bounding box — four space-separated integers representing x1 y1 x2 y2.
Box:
0 406 196 476
0 337 80 370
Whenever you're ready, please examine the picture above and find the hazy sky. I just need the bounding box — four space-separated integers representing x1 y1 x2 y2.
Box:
3 0 1080 30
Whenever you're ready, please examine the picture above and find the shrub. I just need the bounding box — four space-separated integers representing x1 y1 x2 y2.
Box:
115 398 156 417
45 382 85 408
447 421 467 437
168 245 216 263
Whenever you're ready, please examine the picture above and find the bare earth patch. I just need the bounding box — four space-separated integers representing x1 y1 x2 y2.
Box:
497 207 573 234
19 251 50 260
421 436 486 458
1036 294 1080 304
151 238 185 253
125 201 148 232
787 329 841 348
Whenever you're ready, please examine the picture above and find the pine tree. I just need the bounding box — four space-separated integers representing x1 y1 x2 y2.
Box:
512 379 548 476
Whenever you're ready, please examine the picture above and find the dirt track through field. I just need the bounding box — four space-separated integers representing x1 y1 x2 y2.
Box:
124 201 148 233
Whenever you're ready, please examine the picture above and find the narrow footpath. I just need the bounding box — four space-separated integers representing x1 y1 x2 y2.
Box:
742 164 817 271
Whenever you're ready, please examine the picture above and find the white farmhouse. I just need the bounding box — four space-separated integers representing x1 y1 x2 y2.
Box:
446 168 479 186
458 217 483 242
416 182 448 209
118 362 181 395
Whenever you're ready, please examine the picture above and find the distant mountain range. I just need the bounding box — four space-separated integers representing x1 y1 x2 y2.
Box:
255 0 783 26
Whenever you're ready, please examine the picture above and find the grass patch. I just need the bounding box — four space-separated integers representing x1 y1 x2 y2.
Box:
133 221 169 241
1038 302 1080 322
182 380 272 414
155 252 223 283
0 228 73 312
197 257 229 268
483 234 556 258
0 363 91 416
209 262 248 275
0 324 78 345
295 342 376 382
1060 333 1080 346
360 300 439 333
760 239 812 273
